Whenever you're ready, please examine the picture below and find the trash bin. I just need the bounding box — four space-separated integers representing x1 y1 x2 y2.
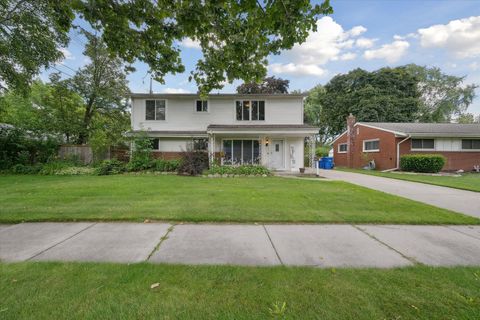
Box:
322 157 334 169
318 158 325 169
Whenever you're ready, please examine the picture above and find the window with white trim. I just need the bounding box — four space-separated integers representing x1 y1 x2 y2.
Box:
411 139 434 150
145 100 166 120
195 100 208 112
235 100 265 121
222 140 260 165
462 139 480 150
363 139 379 152
338 143 348 153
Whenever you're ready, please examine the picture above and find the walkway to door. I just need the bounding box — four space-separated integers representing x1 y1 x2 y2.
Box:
318 169 480 219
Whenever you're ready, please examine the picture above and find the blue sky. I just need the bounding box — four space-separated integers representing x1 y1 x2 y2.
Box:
46 0 480 115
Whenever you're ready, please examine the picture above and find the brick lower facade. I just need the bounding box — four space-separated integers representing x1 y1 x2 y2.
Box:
333 124 480 171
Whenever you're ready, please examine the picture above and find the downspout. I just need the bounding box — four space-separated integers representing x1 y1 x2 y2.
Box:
394 135 410 171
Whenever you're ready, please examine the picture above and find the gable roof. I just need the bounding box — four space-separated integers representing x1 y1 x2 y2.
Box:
359 122 480 137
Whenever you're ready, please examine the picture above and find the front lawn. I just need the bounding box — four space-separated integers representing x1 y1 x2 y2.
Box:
1 262 479 319
338 168 480 192
0 175 477 224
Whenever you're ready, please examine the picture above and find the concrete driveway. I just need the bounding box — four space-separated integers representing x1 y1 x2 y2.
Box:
2 222 480 268
318 169 480 219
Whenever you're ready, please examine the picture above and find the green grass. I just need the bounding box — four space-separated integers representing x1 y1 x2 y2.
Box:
338 168 480 192
0 175 477 224
1 262 479 319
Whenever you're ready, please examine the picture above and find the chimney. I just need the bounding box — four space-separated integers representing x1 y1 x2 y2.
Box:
346 113 356 168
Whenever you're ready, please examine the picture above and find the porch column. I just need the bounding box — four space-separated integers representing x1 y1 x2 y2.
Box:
208 133 215 165
309 135 316 169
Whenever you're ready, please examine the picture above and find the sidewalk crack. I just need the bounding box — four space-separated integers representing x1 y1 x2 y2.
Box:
446 226 480 241
27 222 97 261
263 225 284 266
146 224 175 261
352 225 421 265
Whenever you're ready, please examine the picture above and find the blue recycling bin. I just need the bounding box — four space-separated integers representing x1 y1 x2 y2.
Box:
318 158 325 169
321 157 334 169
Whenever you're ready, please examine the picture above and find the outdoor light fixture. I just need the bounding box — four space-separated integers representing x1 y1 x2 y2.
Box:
265 138 269 147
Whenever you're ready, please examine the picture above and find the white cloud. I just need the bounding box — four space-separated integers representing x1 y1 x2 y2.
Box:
59 48 74 60
355 37 376 49
269 17 366 76
364 40 410 63
347 25 367 37
269 63 326 76
339 52 356 61
179 38 201 49
161 88 191 93
470 62 479 71
418 16 480 58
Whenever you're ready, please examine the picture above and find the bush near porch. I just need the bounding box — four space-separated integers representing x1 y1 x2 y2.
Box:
206 164 271 176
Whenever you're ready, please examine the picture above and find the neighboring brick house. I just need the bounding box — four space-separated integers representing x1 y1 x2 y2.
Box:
332 114 480 171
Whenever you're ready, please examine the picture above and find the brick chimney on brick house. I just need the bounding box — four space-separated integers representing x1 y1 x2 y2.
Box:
346 113 356 168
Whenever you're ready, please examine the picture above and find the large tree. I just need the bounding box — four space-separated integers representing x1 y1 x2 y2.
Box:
405 64 478 122
321 67 420 136
303 85 329 144
1 0 332 94
236 76 289 94
68 32 130 144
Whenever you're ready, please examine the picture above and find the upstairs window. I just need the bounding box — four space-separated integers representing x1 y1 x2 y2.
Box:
462 139 480 150
146 100 166 120
411 139 434 150
363 139 379 152
196 100 208 112
338 143 348 153
236 100 265 121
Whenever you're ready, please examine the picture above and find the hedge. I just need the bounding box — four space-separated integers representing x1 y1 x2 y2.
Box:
207 165 271 176
400 154 446 173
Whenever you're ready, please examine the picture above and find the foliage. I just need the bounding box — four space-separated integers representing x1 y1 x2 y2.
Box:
95 159 126 176
405 64 478 122
304 85 329 143
321 67 420 137
68 31 130 144
207 165 271 176
1 0 332 95
0 0 73 93
10 163 43 174
53 166 95 176
151 159 181 172
315 145 331 157
127 132 153 171
0 126 59 169
236 76 289 94
400 154 446 173
457 113 479 124
39 160 78 175
177 151 209 176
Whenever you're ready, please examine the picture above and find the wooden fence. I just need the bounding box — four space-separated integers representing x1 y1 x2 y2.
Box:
58 145 129 164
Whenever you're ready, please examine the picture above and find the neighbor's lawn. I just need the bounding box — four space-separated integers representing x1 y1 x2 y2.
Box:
1 262 479 319
338 168 480 192
0 174 477 224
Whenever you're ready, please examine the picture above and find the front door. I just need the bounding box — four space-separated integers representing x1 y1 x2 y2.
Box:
270 140 284 169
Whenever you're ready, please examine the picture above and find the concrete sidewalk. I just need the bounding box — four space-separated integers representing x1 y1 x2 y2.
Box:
318 169 480 218
1 222 480 268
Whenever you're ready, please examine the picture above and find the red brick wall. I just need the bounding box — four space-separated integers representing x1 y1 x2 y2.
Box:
399 141 480 171
152 152 184 160
333 125 398 170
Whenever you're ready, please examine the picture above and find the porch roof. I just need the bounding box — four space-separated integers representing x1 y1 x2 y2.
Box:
207 124 318 135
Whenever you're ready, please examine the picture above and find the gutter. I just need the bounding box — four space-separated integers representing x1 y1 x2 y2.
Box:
394 135 410 170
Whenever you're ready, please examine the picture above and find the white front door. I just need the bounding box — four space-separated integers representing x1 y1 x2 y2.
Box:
270 140 284 169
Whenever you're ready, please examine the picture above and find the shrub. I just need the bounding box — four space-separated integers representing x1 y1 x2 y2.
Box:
95 159 126 175
151 159 181 172
207 165 271 176
177 151 209 176
39 161 73 175
400 154 446 173
315 145 331 157
54 167 95 176
128 131 153 171
11 164 43 174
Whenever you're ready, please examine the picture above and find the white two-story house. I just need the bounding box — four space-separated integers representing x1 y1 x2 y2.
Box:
130 93 318 171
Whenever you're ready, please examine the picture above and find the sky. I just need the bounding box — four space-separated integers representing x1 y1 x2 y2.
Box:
45 0 480 115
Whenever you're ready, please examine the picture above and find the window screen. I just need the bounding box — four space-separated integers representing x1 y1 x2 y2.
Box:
364 140 379 151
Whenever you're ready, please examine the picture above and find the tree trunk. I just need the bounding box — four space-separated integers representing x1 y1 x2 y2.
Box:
77 98 95 144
